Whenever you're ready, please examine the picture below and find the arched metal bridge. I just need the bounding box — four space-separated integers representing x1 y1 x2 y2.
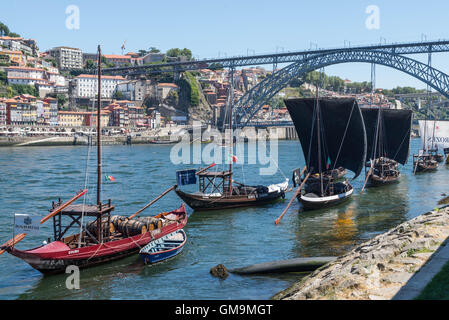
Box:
100 40 449 128
234 49 449 128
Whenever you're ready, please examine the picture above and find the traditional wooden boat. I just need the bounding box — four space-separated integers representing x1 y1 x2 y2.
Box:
149 139 179 145
0 46 187 275
360 108 412 189
174 68 288 211
413 153 438 173
175 172 288 211
285 94 367 210
413 113 446 173
139 229 186 264
300 180 353 210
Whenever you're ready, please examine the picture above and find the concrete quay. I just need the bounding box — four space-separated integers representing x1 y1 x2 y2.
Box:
273 206 449 300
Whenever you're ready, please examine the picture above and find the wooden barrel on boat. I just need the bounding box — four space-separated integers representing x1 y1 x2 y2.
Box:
110 215 128 233
86 218 114 236
116 219 147 236
134 217 163 230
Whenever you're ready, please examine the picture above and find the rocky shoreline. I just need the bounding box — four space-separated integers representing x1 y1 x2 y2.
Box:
273 206 449 300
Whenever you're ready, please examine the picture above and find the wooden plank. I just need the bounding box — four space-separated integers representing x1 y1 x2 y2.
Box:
128 185 176 220
0 233 26 255
275 170 310 225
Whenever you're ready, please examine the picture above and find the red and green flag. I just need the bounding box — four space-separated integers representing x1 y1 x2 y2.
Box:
105 175 115 182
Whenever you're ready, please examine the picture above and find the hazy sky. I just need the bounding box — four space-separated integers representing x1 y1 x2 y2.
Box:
2 0 449 89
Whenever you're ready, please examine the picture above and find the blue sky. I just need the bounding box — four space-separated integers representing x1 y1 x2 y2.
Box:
2 0 449 89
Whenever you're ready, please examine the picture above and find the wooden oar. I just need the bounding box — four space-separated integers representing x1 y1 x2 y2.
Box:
0 233 27 255
275 172 311 225
0 189 88 256
413 158 420 175
41 189 88 224
195 163 216 175
360 163 374 194
128 185 176 220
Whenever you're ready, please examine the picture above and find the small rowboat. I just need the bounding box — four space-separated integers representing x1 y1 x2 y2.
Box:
139 229 186 264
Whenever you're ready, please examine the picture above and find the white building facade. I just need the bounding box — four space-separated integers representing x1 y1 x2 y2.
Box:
74 74 126 98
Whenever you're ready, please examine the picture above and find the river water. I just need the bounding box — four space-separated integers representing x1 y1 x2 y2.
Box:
0 138 447 300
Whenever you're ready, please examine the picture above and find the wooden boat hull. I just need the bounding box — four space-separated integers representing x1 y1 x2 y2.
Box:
368 172 401 187
298 185 353 210
140 229 186 264
6 205 187 275
149 140 178 145
414 161 438 173
175 188 284 211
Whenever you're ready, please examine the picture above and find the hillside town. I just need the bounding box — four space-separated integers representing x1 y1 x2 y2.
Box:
0 25 401 135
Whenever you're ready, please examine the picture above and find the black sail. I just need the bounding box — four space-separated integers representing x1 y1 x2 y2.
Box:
361 108 412 165
285 98 367 179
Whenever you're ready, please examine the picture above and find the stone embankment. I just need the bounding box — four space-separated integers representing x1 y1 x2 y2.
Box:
274 206 449 300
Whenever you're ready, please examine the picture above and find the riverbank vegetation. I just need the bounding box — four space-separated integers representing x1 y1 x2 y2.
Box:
416 260 449 300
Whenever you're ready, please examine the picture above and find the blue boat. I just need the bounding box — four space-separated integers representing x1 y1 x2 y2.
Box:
139 229 186 264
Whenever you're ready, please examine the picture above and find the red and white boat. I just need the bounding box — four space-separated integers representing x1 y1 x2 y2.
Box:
0 46 187 274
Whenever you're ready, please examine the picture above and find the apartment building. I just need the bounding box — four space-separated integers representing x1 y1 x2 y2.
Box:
47 46 83 70
116 79 149 101
0 99 6 126
0 50 23 65
74 74 126 98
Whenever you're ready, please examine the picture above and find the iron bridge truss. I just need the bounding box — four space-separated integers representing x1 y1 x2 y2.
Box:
234 49 449 128
102 40 449 76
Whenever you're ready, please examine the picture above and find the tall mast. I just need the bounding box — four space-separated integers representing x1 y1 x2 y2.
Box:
372 107 381 160
315 83 323 197
96 45 102 205
228 67 234 195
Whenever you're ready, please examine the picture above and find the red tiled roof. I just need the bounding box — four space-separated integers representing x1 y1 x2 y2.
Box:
7 66 44 72
157 83 178 88
76 74 125 80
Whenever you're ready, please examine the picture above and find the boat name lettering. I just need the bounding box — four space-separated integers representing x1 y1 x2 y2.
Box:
68 249 79 255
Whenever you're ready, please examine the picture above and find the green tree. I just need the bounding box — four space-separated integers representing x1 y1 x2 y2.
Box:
85 59 96 69
113 91 124 100
57 94 67 107
149 47 160 53
166 48 192 60
138 50 148 57
0 70 6 84
0 21 10 36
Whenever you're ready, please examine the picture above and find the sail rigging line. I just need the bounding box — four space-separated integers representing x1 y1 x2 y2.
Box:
228 67 235 195
78 48 100 248
331 101 356 172
392 127 411 164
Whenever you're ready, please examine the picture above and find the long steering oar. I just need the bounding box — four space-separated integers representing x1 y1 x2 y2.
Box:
0 189 88 255
413 157 420 175
360 162 374 194
275 172 311 225
128 185 176 220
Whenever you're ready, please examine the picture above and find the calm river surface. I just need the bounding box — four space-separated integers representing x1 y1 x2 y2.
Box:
0 138 447 300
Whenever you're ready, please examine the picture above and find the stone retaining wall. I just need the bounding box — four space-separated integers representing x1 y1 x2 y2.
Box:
273 207 449 300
